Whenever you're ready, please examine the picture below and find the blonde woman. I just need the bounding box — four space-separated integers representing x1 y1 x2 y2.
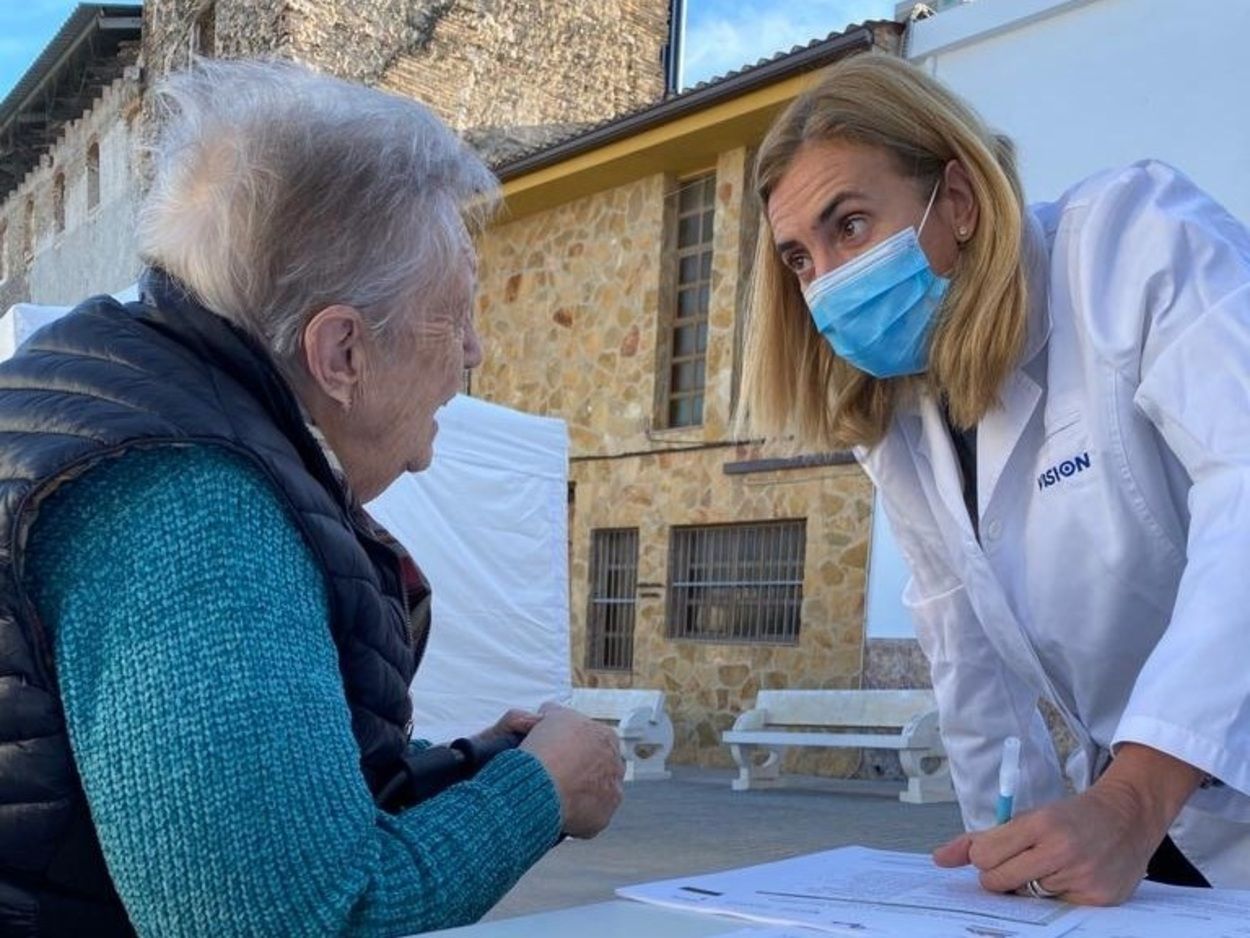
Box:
741 53 1250 902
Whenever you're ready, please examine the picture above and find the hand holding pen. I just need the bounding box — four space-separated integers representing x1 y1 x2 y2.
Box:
995 736 1021 825
991 737 1055 898
935 737 1200 905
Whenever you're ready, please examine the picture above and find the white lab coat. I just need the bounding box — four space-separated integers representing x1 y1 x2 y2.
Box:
859 161 1250 887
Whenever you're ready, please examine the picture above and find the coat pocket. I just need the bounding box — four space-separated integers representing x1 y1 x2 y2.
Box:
1034 413 1097 495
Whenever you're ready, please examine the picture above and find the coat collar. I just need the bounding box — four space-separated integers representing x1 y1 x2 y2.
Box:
893 209 1053 529
136 267 349 505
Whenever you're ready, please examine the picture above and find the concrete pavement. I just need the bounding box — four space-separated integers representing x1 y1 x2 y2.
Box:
486 766 965 920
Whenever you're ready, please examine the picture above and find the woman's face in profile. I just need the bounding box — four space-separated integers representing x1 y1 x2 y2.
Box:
766 138 962 288
346 254 482 498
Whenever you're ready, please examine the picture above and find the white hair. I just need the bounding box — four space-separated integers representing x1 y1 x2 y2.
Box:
137 58 498 365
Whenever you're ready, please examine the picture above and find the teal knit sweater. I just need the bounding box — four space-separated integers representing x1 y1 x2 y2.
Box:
25 445 562 936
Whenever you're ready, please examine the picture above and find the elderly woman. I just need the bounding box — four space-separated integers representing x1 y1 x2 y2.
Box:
0 60 622 936
740 54 1250 902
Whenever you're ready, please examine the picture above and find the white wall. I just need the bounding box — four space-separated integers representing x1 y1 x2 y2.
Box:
865 492 916 639
910 0 1250 219
8 72 144 308
866 0 1250 640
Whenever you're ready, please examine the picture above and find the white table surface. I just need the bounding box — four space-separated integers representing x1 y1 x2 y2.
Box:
423 900 771 937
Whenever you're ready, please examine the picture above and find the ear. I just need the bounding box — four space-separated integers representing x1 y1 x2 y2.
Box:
942 159 979 243
302 305 367 410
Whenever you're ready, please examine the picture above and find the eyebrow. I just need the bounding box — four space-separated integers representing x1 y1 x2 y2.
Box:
774 189 869 255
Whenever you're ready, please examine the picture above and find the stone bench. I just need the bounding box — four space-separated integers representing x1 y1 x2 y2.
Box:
721 689 956 804
569 688 674 781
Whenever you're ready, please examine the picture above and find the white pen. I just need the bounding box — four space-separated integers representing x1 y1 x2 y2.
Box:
996 736 1021 824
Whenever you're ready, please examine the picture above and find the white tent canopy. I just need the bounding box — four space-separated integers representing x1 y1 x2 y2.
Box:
367 394 571 743
1 284 138 359
0 303 78 360
1 299 572 744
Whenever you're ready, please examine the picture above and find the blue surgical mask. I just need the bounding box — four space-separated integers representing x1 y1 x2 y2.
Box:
802 182 949 378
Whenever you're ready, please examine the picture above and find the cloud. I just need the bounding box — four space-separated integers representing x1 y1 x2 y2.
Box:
682 0 895 87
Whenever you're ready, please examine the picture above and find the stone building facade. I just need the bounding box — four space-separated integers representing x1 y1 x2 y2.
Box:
2 75 145 309
143 0 671 161
3 0 670 307
477 23 917 775
0 8 143 311
476 159 874 773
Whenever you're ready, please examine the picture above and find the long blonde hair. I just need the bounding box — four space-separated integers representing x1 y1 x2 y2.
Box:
738 53 1028 449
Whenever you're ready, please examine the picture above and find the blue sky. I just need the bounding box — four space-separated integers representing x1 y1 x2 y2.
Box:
1 1 897 103
682 0 896 87
0 0 83 103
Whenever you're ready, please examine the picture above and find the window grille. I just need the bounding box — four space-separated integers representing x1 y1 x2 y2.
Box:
660 173 715 427
667 520 805 643
586 528 639 670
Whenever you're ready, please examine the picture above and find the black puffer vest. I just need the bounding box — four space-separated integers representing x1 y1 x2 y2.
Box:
0 270 419 936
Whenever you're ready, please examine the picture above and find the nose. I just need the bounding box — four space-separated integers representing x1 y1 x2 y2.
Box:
808 242 842 282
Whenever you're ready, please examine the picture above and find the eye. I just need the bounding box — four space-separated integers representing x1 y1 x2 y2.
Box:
782 251 811 276
839 214 869 242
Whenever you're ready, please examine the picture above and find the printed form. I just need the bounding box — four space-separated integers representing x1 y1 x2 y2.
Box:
619 846 1250 937
618 846 1093 937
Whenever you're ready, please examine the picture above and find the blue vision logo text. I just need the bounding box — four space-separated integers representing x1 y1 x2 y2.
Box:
1037 452 1092 490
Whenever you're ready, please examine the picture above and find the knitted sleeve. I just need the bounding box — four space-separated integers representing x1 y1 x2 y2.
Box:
25 445 561 937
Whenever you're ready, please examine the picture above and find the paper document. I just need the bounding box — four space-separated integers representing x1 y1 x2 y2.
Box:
619 846 1250 937
1063 879 1250 937
618 846 1094 937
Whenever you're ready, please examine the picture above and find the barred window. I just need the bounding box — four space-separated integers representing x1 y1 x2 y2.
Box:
667 520 805 643
52 173 65 234
22 198 33 260
658 173 715 428
586 528 639 670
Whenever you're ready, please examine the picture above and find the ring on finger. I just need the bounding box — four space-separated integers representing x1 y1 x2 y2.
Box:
1024 878 1061 899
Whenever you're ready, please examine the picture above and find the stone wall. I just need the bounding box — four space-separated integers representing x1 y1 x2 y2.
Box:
476 172 665 451
143 0 669 162
2 0 669 305
1 71 144 308
476 147 755 453
0 223 29 315
568 449 874 774
143 1 291 80
475 148 878 773
371 0 669 161
863 638 930 690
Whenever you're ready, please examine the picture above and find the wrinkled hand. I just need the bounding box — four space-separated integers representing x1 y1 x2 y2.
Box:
471 707 542 746
933 744 1202 906
520 702 624 839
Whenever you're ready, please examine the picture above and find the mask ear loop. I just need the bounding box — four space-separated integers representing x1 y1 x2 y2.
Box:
917 179 941 236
